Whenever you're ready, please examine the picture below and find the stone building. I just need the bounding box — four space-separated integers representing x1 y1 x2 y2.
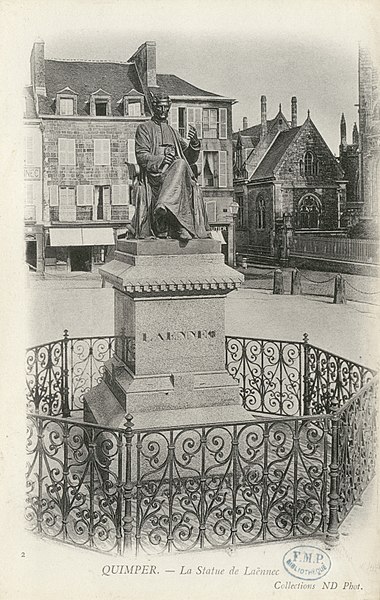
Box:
233 97 346 257
25 40 236 272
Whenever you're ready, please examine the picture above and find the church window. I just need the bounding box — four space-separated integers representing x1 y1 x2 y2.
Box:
257 195 266 229
297 194 321 229
304 151 314 176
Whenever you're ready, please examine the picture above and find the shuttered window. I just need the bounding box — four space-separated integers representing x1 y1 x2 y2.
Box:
58 139 76 166
219 151 227 188
94 139 111 166
112 184 129 205
60 98 74 116
219 108 227 139
49 185 59 206
25 135 34 165
187 107 202 138
127 139 136 164
205 200 217 223
77 185 93 206
169 107 178 130
59 187 76 221
128 102 141 116
25 183 35 205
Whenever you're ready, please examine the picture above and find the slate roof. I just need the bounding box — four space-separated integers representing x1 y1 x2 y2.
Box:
154 74 221 97
251 127 301 180
40 59 144 115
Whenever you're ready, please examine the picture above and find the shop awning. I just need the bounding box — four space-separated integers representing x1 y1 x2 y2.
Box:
82 228 114 246
49 228 83 247
211 230 226 244
49 228 115 247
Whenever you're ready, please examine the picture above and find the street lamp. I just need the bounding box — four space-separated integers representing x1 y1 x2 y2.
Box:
229 201 240 268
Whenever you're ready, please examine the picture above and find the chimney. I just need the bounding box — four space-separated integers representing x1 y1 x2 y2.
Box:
128 41 157 88
242 116 248 130
352 122 359 146
340 113 347 149
30 40 46 96
291 96 297 128
261 95 267 139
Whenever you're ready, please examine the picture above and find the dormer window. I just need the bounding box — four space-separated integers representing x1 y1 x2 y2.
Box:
56 87 78 116
120 89 145 117
90 89 112 117
128 102 141 117
61 98 74 115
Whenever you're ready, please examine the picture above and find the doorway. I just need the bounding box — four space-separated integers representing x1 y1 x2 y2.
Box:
70 246 92 272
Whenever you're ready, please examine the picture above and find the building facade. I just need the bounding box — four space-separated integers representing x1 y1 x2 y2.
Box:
233 97 346 258
24 40 236 272
358 45 380 233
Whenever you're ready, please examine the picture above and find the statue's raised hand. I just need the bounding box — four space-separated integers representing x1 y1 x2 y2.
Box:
188 125 199 145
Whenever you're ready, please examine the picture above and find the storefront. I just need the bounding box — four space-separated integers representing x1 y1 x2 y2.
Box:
46 226 115 273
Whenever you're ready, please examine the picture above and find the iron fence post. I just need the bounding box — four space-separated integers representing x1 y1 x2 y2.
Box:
62 329 70 417
303 333 311 415
326 396 340 544
123 414 134 555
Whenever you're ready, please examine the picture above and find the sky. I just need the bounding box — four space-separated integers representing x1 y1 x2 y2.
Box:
9 0 379 154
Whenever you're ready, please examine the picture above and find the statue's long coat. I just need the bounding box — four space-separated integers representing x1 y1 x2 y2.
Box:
132 119 210 239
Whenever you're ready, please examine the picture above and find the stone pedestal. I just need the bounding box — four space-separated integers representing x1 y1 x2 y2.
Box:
84 238 244 427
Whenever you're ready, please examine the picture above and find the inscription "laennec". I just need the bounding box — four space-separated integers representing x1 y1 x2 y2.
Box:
142 330 216 342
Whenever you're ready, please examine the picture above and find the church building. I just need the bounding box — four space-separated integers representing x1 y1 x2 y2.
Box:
233 97 346 258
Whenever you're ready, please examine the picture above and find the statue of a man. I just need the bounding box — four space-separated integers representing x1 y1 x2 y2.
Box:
130 92 211 241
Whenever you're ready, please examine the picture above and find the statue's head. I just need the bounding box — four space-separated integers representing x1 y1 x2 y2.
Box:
151 92 171 122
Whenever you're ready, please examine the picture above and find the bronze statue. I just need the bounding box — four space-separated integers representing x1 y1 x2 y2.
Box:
130 93 211 241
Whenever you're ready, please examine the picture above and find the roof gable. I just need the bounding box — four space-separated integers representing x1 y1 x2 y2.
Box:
57 86 78 95
251 127 301 180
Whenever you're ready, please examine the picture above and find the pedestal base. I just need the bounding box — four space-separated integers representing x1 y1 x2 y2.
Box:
84 238 244 427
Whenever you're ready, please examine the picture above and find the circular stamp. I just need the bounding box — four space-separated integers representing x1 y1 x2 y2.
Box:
283 545 331 580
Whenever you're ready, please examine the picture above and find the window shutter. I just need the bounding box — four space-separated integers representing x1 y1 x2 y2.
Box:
67 139 75 165
77 185 93 206
49 185 59 206
127 139 136 164
206 200 217 223
187 107 195 130
170 107 178 130
219 150 227 187
58 139 75 165
112 184 129 205
58 138 66 165
194 107 202 139
94 139 110 165
219 108 227 139
59 187 76 221
25 135 34 165
25 183 34 205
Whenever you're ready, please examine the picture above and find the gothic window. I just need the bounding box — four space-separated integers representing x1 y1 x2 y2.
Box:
297 194 321 229
257 195 266 230
304 151 314 176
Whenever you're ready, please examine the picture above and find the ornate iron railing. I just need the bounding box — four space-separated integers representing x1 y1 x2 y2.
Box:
26 332 135 416
25 333 377 555
335 375 378 524
133 415 329 554
225 336 303 415
304 342 376 415
26 412 127 554
27 333 376 419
